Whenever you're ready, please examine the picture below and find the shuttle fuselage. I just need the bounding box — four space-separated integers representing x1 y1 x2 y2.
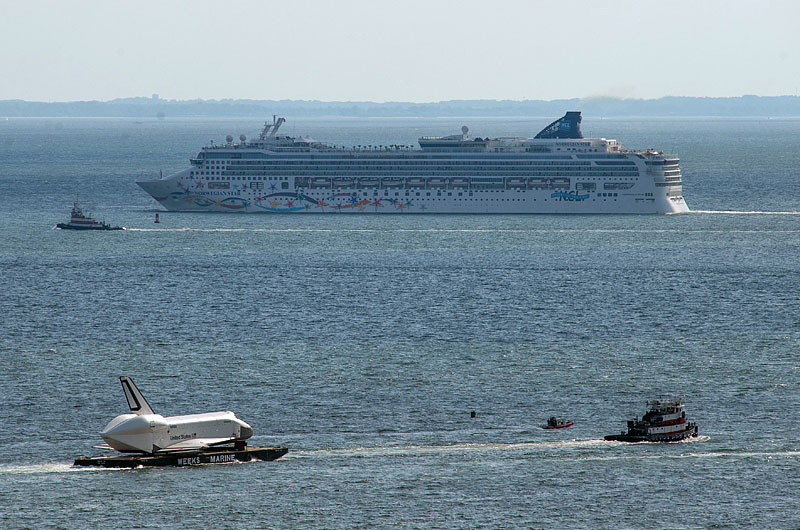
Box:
100 377 253 454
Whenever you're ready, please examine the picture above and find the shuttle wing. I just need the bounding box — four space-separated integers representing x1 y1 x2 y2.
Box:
157 438 235 452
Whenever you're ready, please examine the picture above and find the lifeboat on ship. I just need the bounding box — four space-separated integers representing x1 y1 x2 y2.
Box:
382 177 404 188
528 178 548 189
310 177 331 189
359 177 380 188
333 177 354 188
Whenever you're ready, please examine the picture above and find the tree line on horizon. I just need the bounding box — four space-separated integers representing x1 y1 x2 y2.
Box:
1 95 799 117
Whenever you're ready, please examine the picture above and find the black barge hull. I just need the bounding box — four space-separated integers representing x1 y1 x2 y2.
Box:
74 446 288 468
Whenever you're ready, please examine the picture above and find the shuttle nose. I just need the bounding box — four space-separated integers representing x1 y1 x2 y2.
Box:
239 424 254 440
101 414 164 453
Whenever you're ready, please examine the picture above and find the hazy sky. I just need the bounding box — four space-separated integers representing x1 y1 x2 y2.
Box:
2 0 798 102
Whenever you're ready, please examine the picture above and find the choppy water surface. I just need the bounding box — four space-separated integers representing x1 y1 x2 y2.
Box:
1 117 798 529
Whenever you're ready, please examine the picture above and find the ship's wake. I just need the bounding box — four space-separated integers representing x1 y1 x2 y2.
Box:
124 227 272 232
0 463 115 475
123 227 533 233
287 438 623 459
8 436 800 470
689 210 800 215
285 436 800 464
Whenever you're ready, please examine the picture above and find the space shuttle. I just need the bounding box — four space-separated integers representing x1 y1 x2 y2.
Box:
100 376 254 454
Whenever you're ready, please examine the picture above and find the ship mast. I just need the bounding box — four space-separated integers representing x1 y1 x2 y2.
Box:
259 115 286 140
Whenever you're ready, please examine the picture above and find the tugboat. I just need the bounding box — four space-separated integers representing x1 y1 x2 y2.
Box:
542 416 574 430
56 201 124 230
605 399 698 442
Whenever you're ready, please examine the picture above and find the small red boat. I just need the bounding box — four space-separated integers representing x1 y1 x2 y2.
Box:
542 416 574 430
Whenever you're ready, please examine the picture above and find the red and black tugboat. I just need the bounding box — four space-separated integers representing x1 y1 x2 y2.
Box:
56 201 124 230
605 399 698 442
542 416 574 430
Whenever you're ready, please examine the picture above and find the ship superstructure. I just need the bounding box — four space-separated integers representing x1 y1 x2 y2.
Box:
137 113 689 214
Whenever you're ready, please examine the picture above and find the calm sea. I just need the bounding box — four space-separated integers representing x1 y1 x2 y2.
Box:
0 116 798 529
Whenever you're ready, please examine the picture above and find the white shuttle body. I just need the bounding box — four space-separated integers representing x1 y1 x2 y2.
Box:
100 376 254 454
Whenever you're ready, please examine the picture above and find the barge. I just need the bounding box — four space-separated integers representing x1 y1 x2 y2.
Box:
74 444 288 468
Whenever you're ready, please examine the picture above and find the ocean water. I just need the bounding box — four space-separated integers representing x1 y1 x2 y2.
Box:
0 116 799 529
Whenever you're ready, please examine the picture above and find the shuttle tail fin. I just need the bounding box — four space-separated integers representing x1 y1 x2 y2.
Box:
119 376 155 415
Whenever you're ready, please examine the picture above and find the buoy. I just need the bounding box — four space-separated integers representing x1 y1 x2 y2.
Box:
155 212 160 224
470 410 476 418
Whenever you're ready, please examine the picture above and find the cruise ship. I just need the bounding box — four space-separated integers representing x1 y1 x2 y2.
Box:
136 112 689 214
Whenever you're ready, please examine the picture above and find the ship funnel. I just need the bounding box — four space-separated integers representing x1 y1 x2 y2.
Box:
534 111 583 139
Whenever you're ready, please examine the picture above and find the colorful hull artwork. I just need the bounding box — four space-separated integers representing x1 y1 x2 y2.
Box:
550 191 591 201
155 188 424 213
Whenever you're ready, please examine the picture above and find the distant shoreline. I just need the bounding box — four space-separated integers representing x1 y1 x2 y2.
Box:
2 95 800 118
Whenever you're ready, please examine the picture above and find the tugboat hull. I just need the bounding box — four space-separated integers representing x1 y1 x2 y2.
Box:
56 223 124 230
56 201 124 230
605 424 698 443
74 445 288 468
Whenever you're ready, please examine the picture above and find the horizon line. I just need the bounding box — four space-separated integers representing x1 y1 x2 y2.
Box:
3 94 800 104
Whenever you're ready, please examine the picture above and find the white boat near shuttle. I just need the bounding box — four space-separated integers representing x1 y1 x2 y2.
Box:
100 376 254 454
137 112 689 214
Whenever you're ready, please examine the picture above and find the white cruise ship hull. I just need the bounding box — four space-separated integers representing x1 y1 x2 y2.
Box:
137 113 690 215
138 175 688 214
